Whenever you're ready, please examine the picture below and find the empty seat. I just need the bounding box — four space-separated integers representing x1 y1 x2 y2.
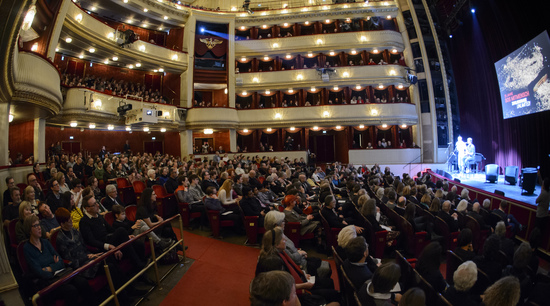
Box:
485 164 499 183
504 166 519 185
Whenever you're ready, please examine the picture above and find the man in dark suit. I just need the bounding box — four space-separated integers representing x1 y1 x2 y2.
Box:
438 200 459 232
467 202 491 230
342 237 374 289
407 187 420 205
46 178 62 213
492 201 522 233
394 196 406 216
80 195 145 269
164 168 179 194
104 184 123 211
248 170 263 190
240 186 270 227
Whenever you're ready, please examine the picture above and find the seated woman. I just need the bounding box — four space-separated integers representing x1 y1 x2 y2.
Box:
203 187 243 234
258 227 341 304
16 201 34 243
23 214 94 305
419 193 432 210
55 173 71 194
454 228 475 261
360 198 399 243
416 242 447 294
60 191 83 230
217 179 241 206
403 203 425 232
357 263 402 305
264 211 331 278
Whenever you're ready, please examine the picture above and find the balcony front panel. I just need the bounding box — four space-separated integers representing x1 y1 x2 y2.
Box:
186 107 240 130
236 64 408 90
235 31 404 56
62 4 187 73
12 51 63 118
349 148 422 165
59 88 183 128
234 103 418 129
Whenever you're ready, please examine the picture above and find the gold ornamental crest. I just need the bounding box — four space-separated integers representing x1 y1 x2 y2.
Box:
200 38 223 49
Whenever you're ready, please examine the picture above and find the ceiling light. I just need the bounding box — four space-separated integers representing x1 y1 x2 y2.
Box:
143 8 148 12
164 16 169 20
89 48 95 53
288 89 294 93
112 56 118 61
89 123 96 129
143 127 150 132
266 128 272 132
108 125 114 130
231 6 237 11
204 129 213 134
398 84 404 89
158 27 163 31
126 19 133 24
153 69 158 72
159 68 164 72
336 126 342 129
382 124 388 128
401 124 407 128
126 126 131 131
104 59 109 64
136 63 141 67
351 50 357 55
313 126 319 131
356 85 361 90
128 64 134 69
290 127 295 131
243 129 249 133
265 90 270 94
161 128 166 132
78 54 84 59
359 124 365 129
70 122 78 127
65 37 72 43
123 0 128 3
264 56 269 61
142 23 148 28
91 6 96 11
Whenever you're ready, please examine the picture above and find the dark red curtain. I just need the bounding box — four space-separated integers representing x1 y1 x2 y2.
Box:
448 0 550 177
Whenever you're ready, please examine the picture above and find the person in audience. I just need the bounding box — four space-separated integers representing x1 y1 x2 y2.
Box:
104 184 123 211
16 201 34 243
79 194 146 269
3 186 21 227
404 203 424 232
398 287 425 306
203 186 243 233
23 214 94 305
103 164 117 185
501 242 533 303
164 168 179 194
87 177 103 204
473 235 502 283
38 202 60 239
188 174 205 201
201 171 219 193
418 193 431 210
357 263 402 305
70 178 83 209
416 242 447 293
342 236 374 289
27 174 45 202
259 227 340 304
217 179 241 205
384 190 397 209
482 276 520 306
249 271 300 306
3 176 15 208
264 211 330 278
454 228 475 261
136 188 182 251
535 177 549 232
468 202 491 231
282 195 320 239
60 191 82 230
56 173 70 193
443 261 479 306
94 161 105 181
394 196 406 216
45 178 62 213
146 169 158 188
492 201 522 234
322 195 362 231
438 200 459 232
240 186 271 228
111 204 173 251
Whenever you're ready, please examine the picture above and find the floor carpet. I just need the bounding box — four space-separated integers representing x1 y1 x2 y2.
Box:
161 231 260 306
161 231 338 305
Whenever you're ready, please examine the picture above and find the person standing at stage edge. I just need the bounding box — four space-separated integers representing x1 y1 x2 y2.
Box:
455 136 466 174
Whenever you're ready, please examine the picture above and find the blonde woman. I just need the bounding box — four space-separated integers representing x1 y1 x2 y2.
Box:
218 179 241 205
56 172 70 193
24 185 39 215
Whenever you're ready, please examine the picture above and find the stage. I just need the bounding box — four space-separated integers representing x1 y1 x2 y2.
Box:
450 172 541 206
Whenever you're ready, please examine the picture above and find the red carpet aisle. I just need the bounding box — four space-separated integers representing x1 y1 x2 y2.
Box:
161 231 260 306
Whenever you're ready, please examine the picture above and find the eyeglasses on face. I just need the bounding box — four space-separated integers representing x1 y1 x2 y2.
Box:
31 223 41 228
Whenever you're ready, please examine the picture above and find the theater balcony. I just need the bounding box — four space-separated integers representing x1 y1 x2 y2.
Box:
234 30 404 57
11 50 63 119
186 103 417 130
59 3 187 73
235 64 408 90
52 87 185 130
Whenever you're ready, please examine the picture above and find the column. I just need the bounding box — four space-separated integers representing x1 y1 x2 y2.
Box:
229 129 237 152
0 104 9 166
179 130 193 157
33 118 46 163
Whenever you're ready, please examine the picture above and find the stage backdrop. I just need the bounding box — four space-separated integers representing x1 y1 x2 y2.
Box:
448 0 550 177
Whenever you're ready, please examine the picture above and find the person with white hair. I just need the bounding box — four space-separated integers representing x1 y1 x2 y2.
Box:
460 188 470 202
443 261 478 306
456 199 469 214
335 225 357 258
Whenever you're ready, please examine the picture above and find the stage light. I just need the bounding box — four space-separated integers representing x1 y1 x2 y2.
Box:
449 34 453 38
471 8 475 13
200 27 205 33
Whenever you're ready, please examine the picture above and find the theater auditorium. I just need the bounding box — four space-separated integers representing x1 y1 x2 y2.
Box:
0 0 548 305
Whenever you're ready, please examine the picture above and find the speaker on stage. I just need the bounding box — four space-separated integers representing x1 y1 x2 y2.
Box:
494 190 505 196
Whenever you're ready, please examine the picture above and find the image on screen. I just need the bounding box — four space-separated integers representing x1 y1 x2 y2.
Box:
495 30 550 119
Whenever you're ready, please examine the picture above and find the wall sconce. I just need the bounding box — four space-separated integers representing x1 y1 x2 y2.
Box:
342 72 349 77
70 122 78 127
171 54 178 60
161 128 167 132
382 124 388 128
401 124 407 128
336 126 342 130
297 74 303 80
356 85 362 90
316 39 323 45
323 111 330 117
253 77 259 83
143 127 150 132
139 45 146 52
290 127 296 131
371 109 378 115
92 99 102 109
22 5 36 31
274 113 282 119
359 124 365 129
313 126 319 131
243 129 249 133
89 123 96 129
265 90 271 94
398 84 404 89
266 128 272 132
333 86 339 90
288 89 294 93
108 125 114 130
360 36 367 42
272 43 279 48
242 91 247 95
390 70 396 76
311 87 316 92
75 13 83 23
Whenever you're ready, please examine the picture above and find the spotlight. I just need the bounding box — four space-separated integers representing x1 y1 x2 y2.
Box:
449 34 453 38
200 27 205 33
471 8 475 13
